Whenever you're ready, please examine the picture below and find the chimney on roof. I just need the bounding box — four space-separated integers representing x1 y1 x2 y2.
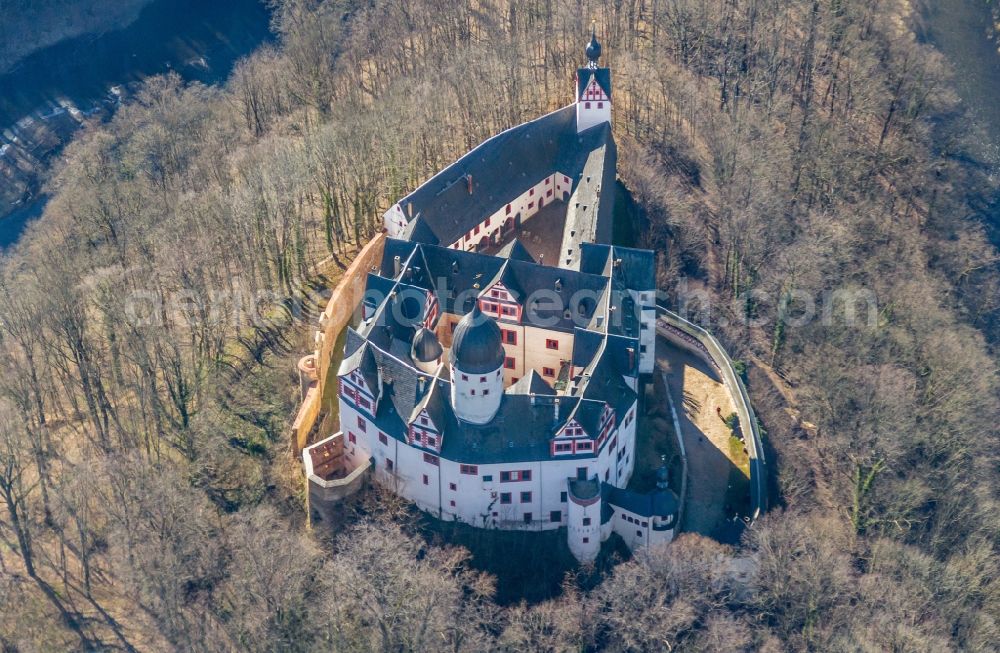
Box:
555 278 563 292
614 258 622 268
406 202 413 218
530 392 537 406
467 174 473 194
627 346 635 370
553 397 560 424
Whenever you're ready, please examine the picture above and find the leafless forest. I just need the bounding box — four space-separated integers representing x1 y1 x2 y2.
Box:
1 0 998 650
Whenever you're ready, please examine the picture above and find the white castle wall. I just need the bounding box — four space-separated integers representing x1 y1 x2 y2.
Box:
343 381 638 532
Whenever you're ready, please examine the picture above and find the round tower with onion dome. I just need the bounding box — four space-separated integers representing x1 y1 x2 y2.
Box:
411 326 443 374
449 304 504 424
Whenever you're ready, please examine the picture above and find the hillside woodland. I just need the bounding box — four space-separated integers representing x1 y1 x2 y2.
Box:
0 0 998 650
0 0 152 73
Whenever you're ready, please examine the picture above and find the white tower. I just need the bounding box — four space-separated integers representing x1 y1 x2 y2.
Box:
449 305 504 424
576 26 612 133
567 476 602 563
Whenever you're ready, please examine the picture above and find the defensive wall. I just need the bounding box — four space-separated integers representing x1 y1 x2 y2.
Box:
291 234 387 454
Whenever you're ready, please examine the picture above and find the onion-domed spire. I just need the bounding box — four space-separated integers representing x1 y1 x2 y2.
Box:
585 23 601 67
449 304 504 374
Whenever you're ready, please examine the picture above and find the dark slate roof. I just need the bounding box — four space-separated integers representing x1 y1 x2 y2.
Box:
603 483 678 519
401 215 440 245
450 304 505 373
506 369 556 396
579 243 655 291
378 239 631 334
568 342 637 431
339 342 380 400
577 67 612 99
484 258 609 332
396 104 615 247
495 238 535 263
560 127 617 269
409 372 448 428
438 394 585 464
411 327 442 363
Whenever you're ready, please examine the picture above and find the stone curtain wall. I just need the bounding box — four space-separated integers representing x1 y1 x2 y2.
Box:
291 234 387 454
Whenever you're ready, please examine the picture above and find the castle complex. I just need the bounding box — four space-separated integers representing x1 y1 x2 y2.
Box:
306 30 679 563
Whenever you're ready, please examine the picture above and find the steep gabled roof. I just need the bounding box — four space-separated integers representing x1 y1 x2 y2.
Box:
561 125 617 269
495 238 535 263
577 67 612 99
579 243 655 292
395 104 615 247
409 371 448 428
506 369 556 396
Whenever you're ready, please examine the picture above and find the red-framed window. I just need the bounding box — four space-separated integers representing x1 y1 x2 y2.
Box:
546 189 553 197
491 290 501 298
577 441 593 452
545 338 559 350
422 474 429 485
480 376 487 383
449 482 457 491
528 202 534 209
542 367 555 377
474 225 480 234
500 470 531 482
529 188 535 196
348 432 356 444
485 217 490 226
502 329 517 344
423 453 439 466
461 374 468 381
553 442 572 453
506 204 511 214
597 102 603 108
420 416 428 425
427 435 436 447
460 464 478 475
501 305 517 317
520 491 532 503
545 178 550 185
585 102 591 108
355 416 365 431
386 458 394 471
504 357 516 369
379 432 388 445
500 492 512 504
450 500 456 507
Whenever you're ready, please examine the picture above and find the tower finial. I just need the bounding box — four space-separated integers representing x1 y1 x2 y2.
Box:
585 22 601 68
